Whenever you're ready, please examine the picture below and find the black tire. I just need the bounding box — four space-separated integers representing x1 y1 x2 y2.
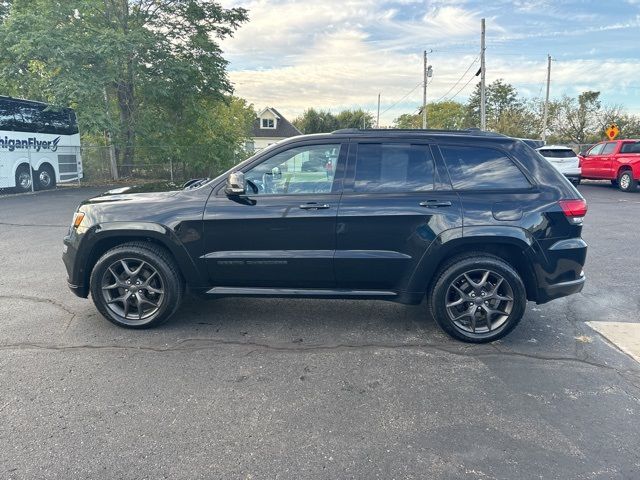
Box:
571 178 581 186
36 164 56 190
14 164 33 193
618 170 637 192
90 242 184 328
429 253 527 343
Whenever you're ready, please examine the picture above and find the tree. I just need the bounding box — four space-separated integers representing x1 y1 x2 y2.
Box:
335 109 375 129
551 91 602 143
465 79 538 137
393 101 466 130
293 108 375 133
0 0 248 168
293 109 339 134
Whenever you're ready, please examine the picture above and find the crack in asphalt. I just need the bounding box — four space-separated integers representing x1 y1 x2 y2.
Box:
1 337 638 374
0 221 67 228
0 294 76 316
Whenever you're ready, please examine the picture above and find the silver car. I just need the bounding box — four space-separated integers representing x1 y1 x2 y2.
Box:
536 145 581 185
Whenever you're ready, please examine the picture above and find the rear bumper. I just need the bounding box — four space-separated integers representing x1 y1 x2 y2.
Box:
535 237 587 304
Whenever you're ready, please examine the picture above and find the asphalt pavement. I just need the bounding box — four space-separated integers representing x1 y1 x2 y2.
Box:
0 183 639 479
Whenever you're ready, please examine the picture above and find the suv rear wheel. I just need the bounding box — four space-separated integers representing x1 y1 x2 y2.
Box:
618 170 637 192
90 242 184 328
429 254 526 343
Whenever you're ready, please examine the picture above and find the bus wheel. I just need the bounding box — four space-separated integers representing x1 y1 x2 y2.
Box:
36 164 56 190
14 165 33 193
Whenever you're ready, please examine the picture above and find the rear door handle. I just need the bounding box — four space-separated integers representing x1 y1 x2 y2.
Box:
419 200 452 208
299 203 330 210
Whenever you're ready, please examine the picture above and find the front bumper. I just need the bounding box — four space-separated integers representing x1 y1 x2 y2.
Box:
63 232 89 298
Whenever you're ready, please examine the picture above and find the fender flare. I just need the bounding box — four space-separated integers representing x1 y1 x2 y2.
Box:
406 225 542 294
79 221 208 290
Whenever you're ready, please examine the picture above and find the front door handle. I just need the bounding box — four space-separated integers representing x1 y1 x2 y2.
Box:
299 203 330 210
419 200 452 208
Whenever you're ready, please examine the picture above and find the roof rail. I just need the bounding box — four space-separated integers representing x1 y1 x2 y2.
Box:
330 127 505 137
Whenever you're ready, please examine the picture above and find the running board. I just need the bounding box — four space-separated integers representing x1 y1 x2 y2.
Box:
206 286 398 299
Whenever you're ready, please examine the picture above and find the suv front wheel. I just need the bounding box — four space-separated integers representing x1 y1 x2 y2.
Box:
90 242 184 328
429 254 526 343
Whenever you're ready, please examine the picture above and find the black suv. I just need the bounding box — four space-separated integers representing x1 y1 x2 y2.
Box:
63 129 587 342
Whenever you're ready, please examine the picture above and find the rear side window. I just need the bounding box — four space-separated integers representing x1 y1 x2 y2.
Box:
353 143 435 192
601 142 617 155
538 149 577 158
440 145 530 190
621 142 640 153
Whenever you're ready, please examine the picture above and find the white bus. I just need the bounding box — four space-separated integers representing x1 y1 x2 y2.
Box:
0 96 83 192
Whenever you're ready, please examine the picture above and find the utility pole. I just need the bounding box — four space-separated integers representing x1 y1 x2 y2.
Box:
376 93 381 128
541 54 552 142
422 50 427 129
480 18 486 130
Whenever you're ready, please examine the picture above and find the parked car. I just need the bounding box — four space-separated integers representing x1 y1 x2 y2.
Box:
63 129 588 343
579 139 640 192
536 145 581 185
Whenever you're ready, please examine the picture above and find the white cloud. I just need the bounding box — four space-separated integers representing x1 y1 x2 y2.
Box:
220 0 640 125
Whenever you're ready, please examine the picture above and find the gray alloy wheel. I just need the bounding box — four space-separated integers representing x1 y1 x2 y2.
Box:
101 258 166 323
444 269 514 335
429 254 526 343
90 242 184 328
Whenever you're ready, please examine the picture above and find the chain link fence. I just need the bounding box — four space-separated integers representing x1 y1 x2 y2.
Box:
1 143 246 192
80 145 243 186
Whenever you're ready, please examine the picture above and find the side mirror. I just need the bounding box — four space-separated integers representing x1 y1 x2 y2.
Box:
225 172 246 195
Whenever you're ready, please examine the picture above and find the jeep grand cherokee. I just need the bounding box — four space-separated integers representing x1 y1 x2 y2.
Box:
63 129 587 343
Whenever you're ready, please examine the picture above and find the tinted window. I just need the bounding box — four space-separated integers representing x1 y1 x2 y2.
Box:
621 142 640 153
538 149 577 158
588 143 604 155
601 142 617 155
353 143 435 192
245 144 341 195
0 98 78 135
440 145 530 190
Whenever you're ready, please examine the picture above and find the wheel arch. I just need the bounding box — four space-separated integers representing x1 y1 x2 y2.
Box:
80 223 207 294
409 227 540 302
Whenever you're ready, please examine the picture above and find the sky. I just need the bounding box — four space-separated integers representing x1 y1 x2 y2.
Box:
219 0 640 125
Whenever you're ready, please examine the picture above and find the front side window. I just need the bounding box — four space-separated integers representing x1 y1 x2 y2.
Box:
440 145 530 190
601 142 617 155
244 144 340 195
353 143 435 192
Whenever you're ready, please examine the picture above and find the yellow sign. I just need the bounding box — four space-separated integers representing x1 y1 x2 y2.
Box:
606 123 620 140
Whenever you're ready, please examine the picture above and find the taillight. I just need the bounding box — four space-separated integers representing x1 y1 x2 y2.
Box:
559 199 587 224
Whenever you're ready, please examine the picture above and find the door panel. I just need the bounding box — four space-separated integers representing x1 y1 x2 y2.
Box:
202 141 346 288
203 193 340 287
335 141 462 291
335 192 462 290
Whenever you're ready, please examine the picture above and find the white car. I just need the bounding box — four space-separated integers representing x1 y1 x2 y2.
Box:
536 145 581 185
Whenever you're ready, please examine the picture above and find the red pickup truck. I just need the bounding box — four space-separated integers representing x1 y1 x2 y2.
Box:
580 139 640 192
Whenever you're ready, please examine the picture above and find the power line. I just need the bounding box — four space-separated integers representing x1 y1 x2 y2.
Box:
432 55 479 103
379 81 423 116
447 72 478 102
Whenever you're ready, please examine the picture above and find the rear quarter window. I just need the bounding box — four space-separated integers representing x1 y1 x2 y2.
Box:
440 145 531 190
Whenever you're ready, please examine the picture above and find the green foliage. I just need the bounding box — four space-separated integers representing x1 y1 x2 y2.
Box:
0 0 251 174
394 101 466 129
293 108 375 134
